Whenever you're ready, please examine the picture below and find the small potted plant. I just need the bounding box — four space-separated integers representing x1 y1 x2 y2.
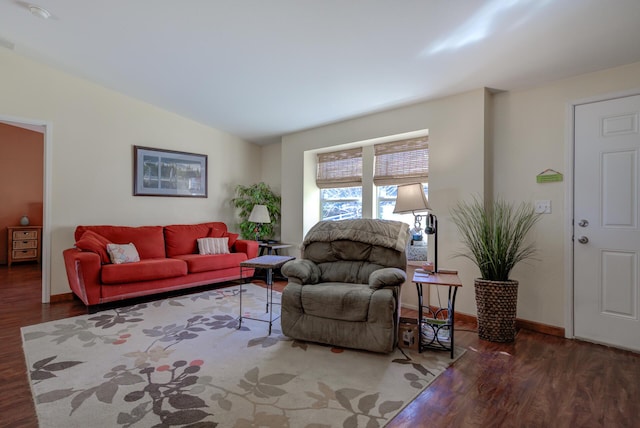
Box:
450 197 540 342
232 182 281 241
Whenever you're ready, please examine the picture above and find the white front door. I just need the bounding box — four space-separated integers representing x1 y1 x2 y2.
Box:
574 94 640 352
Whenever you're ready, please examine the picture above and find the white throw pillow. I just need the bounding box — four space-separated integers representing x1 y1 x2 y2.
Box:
198 237 230 255
106 243 141 264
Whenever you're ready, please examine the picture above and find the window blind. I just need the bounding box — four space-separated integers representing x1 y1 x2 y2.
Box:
316 148 363 189
373 136 429 186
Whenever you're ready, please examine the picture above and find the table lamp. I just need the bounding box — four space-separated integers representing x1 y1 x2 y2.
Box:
393 183 438 272
248 204 271 242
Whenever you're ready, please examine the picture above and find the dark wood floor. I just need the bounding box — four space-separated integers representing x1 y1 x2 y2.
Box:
2 264 639 427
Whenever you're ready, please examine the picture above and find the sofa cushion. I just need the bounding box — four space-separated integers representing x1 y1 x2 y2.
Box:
106 243 141 264
75 230 112 264
164 224 212 257
208 227 225 238
300 282 373 322
208 228 238 250
101 258 187 284
224 232 239 249
197 237 230 255
75 226 166 259
205 221 228 232
173 253 247 273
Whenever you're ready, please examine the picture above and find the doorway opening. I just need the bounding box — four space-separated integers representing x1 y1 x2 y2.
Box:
0 115 51 303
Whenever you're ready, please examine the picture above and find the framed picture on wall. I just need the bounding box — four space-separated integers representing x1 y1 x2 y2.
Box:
133 146 208 197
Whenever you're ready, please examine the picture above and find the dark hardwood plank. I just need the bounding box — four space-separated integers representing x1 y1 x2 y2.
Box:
0 264 87 428
1 265 638 428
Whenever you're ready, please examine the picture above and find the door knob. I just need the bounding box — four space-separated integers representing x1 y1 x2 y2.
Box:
577 236 589 244
578 219 589 227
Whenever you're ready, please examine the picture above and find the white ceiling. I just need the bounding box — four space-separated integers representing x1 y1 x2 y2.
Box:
2 1 640 145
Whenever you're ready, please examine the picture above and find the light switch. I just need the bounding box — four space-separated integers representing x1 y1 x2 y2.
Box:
535 200 551 214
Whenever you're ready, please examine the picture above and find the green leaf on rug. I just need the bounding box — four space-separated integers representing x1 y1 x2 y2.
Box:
30 356 83 381
358 392 379 414
168 393 207 409
260 373 296 386
335 388 364 412
36 388 76 403
70 386 99 414
378 400 403 416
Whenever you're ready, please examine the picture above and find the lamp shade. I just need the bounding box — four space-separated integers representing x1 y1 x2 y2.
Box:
393 183 430 214
248 204 271 224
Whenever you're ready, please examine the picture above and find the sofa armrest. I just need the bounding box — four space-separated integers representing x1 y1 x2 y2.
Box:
234 239 259 259
281 259 321 285
368 268 406 289
63 248 103 306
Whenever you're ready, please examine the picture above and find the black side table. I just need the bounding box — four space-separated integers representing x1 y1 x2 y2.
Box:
256 242 293 280
258 242 292 256
238 255 295 334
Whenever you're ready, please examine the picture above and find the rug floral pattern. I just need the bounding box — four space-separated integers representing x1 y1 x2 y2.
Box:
22 285 462 428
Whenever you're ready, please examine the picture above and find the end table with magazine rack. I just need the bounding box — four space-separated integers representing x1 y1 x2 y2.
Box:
238 255 294 335
412 269 462 358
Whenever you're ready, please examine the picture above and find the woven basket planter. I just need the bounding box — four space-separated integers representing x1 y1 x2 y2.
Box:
474 279 519 342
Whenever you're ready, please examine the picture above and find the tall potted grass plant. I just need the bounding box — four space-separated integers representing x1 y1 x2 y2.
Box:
450 197 540 342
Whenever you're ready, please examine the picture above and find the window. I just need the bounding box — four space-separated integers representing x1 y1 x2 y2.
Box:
315 134 428 222
374 137 429 224
377 184 428 225
377 185 402 220
317 148 362 221
321 187 362 220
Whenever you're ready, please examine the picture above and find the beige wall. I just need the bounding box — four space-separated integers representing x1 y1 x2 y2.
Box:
259 142 283 240
280 88 489 315
0 49 261 296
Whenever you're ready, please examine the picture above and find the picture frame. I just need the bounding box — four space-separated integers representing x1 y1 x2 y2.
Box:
133 145 208 197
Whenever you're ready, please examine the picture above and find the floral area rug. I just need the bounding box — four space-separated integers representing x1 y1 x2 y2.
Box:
22 284 464 428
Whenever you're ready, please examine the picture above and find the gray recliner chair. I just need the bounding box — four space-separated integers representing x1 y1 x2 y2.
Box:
280 219 410 353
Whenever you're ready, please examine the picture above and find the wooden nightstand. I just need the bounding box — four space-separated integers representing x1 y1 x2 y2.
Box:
7 226 42 267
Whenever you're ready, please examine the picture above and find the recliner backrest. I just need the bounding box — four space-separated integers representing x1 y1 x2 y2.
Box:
303 240 407 284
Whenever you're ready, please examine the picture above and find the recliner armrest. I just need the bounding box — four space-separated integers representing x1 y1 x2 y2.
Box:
281 259 321 285
369 268 406 289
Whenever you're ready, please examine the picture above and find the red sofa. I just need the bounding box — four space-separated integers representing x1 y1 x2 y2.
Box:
63 222 258 310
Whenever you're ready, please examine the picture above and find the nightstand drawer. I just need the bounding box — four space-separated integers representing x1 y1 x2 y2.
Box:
13 249 38 259
7 226 42 266
13 240 38 249
13 230 38 240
